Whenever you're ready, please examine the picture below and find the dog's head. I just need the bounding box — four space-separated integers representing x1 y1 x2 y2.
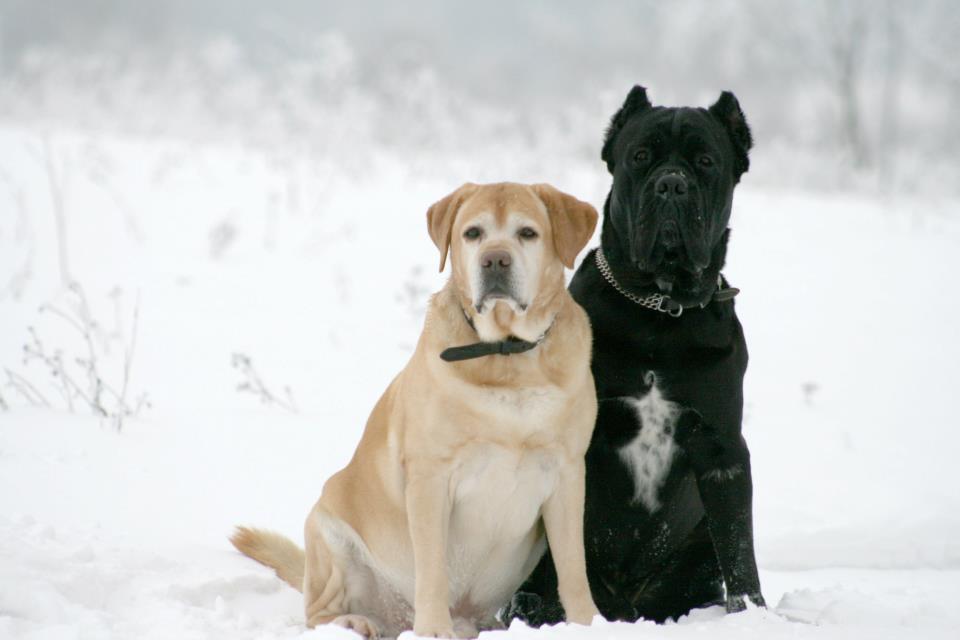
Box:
601 86 752 305
427 182 596 328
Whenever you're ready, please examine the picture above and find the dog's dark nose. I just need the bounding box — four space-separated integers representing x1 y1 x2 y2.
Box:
481 250 512 271
655 173 687 200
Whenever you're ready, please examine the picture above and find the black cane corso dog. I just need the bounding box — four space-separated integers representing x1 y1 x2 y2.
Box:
506 86 765 624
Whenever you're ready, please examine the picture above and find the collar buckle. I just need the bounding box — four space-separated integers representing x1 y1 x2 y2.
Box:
657 296 683 317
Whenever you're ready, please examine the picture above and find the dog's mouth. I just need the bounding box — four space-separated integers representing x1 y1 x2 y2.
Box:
626 209 719 303
633 197 711 277
475 282 528 314
636 236 704 284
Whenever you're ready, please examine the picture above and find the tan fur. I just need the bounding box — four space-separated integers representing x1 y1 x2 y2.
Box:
229 526 305 591
530 183 598 269
232 182 600 638
427 182 479 272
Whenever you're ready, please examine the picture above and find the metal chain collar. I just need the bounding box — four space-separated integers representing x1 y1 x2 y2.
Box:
594 248 684 317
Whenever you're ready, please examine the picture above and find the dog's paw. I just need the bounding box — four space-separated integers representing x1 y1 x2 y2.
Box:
500 592 565 628
725 591 766 614
332 614 381 639
412 628 455 638
451 617 479 639
501 592 540 626
564 603 601 626
412 618 455 638
748 592 767 609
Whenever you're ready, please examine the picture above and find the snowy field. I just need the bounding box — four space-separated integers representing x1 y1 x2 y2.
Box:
1 125 959 640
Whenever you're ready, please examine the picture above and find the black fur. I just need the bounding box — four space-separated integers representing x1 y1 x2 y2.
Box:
601 85 653 172
505 87 765 624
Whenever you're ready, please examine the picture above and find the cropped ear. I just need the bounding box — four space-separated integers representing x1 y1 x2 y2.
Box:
531 184 598 269
708 91 753 178
427 183 478 272
602 85 653 172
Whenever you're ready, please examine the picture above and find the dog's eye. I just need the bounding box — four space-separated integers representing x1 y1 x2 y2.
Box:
633 148 650 164
698 155 715 168
518 227 539 240
463 227 482 240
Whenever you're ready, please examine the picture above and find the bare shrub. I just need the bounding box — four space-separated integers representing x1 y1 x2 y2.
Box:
231 352 298 413
4 283 150 429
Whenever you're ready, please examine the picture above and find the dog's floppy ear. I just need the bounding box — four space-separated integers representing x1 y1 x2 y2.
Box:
532 184 598 269
427 183 478 272
602 85 652 172
708 91 753 179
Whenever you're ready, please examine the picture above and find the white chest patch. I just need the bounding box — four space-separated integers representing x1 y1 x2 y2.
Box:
618 381 679 512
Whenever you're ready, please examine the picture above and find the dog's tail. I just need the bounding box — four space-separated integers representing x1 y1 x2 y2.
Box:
229 526 305 592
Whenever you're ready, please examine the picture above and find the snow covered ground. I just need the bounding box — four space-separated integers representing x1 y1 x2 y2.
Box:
1 126 959 639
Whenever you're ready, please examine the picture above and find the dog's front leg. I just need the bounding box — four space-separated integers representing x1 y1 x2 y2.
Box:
677 414 765 612
406 466 454 638
542 458 600 625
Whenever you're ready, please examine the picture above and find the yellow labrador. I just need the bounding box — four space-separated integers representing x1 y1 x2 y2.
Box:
231 182 600 638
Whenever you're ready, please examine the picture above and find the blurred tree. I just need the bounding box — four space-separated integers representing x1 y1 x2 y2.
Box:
878 0 901 190
824 1 871 168
747 0 873 168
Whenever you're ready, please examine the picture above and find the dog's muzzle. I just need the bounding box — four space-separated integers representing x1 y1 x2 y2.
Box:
640 170 710 273
476 249 525 312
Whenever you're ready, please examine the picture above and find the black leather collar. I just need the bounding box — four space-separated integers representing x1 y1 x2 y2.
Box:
439 308 552 362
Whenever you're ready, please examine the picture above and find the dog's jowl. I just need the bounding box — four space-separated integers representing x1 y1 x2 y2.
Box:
508 86 766 624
